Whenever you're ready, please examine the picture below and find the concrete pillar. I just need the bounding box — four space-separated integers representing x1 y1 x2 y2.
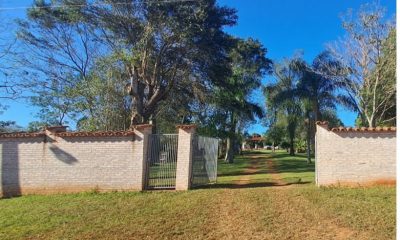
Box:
44 126 68 141
175 124 196 190
45 126 68 133
132 124 153 190
315 121 329 186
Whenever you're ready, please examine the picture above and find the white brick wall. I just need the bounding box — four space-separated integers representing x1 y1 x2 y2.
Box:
315 124 396 186
0 127 152 197
175 127 195 190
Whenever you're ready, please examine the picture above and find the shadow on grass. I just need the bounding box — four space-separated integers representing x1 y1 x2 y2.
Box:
274 159 315 174
215 151 316 189
218 171 270 177
218 158 315 176
194 181 312 189
241 151 268 155
270 153 314 159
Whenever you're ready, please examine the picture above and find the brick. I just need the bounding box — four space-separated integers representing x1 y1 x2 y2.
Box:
315 124 396 186
0 126 152 197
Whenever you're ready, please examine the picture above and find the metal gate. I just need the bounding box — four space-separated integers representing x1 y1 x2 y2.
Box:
145 134 178 189
191 135 218 187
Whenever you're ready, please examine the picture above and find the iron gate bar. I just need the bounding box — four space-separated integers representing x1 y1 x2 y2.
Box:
146 134 178 190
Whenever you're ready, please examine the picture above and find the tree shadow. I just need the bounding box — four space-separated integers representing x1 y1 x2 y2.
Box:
241 151 267 155
49 145 78 165
219 155 315 177
214 150 316 190
270 153 314 159
274 160 315 173
1 141 21 198
194 180 312 189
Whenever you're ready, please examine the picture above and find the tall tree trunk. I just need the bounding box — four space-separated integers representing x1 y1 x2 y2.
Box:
288 119 296 156
272 141 275 152
218 139 226 159
225 111 237 163
150 114 156 133
225 137 234 163
289 136 295 156
312 102 320 155
306 119 311 163
367 115 376 128
128 68 146 126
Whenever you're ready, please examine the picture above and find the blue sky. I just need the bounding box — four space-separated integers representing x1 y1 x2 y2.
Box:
0 0 396 133
217 0 395 134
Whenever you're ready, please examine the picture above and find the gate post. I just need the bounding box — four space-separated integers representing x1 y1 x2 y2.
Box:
176 124 196 190
132 124 153 191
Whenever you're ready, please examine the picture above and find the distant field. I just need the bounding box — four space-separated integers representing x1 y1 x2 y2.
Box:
0 151 395 240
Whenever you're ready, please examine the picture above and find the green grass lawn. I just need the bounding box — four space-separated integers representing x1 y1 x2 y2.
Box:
217 150 315 185
0 151 395 240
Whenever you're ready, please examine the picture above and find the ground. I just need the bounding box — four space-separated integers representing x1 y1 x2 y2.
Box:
0 150 395 240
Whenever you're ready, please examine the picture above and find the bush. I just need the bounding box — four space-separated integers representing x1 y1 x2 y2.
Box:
280 141 290 150
295 139 307 153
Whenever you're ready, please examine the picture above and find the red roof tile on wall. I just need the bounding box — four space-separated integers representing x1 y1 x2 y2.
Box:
331 126 396 132
0 132 46 138
0 130 136 138
56 131 135 137
316 121 396 132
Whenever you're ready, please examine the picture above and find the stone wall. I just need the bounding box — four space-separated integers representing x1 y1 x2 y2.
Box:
315 122 396 186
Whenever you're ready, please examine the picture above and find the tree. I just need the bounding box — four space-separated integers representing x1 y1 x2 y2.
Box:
16 0 101 126
214 38 271 163
27 121 48 132
371 29 396 126
321 109 344 128
266 124 285 152
0 17 18 110
265 58 302 156
89 0 237 126
74 56 132 131
328 2 395 127
294 52 342 122
291 52 345 162
17 0 237 129
0 121 22 132
280 141 290 152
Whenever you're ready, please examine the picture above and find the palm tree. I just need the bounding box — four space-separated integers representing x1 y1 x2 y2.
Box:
292 52 346 159
294 52 340 122
265 59 302 156
266 53 346 160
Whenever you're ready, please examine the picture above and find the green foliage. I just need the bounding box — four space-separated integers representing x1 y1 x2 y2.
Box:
265 57 303 155
295 51 343 121
330 2 395 127
266 124 285 146
371 29 396 126
26 121 47 132
198 37 271 162
321 109 344 128
280 141 290 150
17 0 239 129
266 52 346 157
295 139 307 153
0 121 22 132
